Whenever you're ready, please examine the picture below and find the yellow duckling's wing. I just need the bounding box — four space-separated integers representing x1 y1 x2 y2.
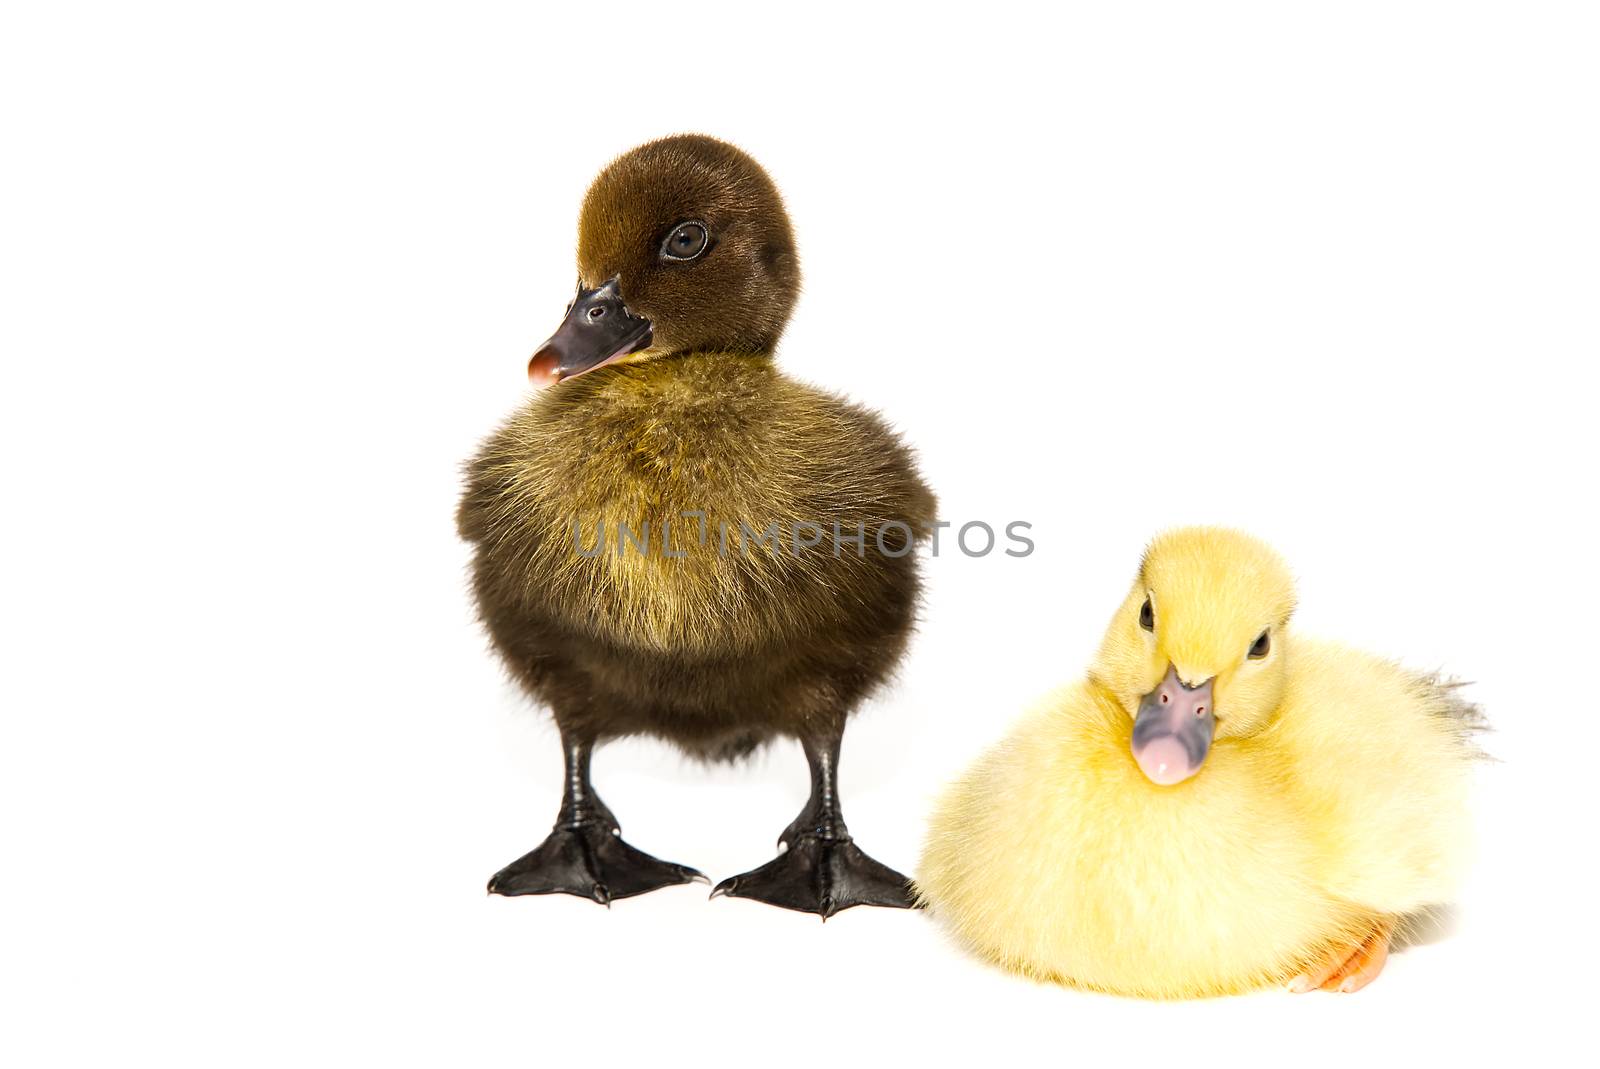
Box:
1274 639 1487 917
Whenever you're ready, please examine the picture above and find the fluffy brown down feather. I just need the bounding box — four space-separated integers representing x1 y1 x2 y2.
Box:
459 351 935 759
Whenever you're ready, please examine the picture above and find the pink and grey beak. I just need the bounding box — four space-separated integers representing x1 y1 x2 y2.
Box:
527 277 653 390
1131 665 1215 786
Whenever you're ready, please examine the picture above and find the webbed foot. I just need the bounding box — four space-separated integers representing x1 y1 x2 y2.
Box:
488 820 706 904
1289 917 1395 993
710 834 917 919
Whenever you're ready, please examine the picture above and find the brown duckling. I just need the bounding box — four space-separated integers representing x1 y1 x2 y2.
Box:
458 134 936 916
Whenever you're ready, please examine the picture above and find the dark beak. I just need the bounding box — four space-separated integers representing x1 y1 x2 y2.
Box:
1130 665 1215 786
527 277 653 389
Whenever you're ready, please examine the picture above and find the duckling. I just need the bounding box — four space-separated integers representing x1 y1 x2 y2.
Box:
459 134 935 915
917 527 1484 997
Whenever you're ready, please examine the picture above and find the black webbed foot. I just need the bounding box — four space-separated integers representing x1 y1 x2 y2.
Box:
711 730 915 918
711 833 917 918
489 732 704 904
488 818 706 904
709 729 916 918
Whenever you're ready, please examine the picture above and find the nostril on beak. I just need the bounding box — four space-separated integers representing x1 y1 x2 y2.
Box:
587 306 607 320
1196 706 1206 717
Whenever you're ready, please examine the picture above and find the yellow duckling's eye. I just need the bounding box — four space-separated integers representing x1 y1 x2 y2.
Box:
1249 629 1271 659
1139 596 1154 632
661 221 710 262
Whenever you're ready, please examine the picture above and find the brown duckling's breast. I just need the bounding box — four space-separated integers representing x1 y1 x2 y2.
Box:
459 352 934 674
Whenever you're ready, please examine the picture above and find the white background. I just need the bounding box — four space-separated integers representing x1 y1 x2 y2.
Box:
4 2 1596 1065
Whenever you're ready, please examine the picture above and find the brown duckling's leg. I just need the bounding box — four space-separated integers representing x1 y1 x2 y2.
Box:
710 726 917 919
487 729 706 904
1289 916 1395 993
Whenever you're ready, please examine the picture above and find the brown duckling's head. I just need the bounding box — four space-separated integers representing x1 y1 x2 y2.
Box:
528 134 800 388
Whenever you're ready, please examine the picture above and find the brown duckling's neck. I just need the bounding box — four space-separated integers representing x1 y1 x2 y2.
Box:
539 350 779 412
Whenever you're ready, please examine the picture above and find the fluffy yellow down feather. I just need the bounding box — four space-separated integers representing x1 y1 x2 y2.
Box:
917 527 1481 999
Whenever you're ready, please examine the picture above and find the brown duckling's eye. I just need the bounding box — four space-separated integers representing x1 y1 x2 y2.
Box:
1138 597 1154 632
1249 629 1271 659
661 221 709 262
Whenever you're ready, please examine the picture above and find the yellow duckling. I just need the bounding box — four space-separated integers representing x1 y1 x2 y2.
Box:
917 526 1484 998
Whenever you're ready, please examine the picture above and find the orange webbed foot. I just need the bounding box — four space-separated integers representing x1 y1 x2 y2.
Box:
1289 918 1395 994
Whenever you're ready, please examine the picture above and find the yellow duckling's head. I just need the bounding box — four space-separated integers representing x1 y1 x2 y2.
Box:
527 134 800 388
1090 527 1297 786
